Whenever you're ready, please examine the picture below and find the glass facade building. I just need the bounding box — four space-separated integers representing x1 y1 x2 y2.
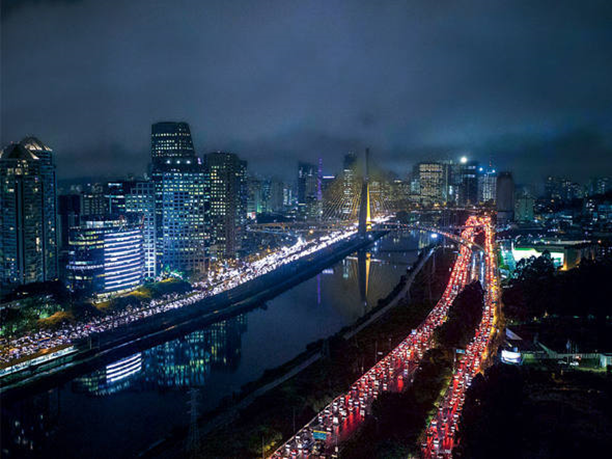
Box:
151 121 195 167
204 152 247 259
0 137 58 289
416 162 445 205
150 121 209 276
126 181 157 278
67 218 144 296
159 167 209 275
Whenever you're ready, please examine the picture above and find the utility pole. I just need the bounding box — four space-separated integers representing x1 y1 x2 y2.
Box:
186 388 200 459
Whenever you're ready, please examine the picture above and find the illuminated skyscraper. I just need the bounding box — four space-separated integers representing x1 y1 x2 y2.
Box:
458 159 479 206
0 137 58 288
415 162 445 205
204 152 247 259
342 153 358 217
159 166 209 274
151 121 195 167
150 122 209 275
478 167 497 204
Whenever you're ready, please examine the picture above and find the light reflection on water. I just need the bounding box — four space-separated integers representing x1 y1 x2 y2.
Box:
2 232 426 459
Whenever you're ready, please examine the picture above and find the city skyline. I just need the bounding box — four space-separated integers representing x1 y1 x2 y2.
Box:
2 2 612 459
3 1 612 183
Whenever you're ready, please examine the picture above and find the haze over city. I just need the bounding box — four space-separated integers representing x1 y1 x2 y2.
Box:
3 0 612 183
2 2 612 459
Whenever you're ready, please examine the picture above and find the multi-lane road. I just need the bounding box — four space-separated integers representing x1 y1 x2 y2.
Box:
1 228 360 372
421 215 499 458
270 218 484 458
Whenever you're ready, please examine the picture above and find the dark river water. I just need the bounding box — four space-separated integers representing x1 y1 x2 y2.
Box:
1 232 428 459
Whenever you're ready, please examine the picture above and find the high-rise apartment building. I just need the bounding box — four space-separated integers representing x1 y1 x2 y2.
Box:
204 152 247 259
0 137 58 288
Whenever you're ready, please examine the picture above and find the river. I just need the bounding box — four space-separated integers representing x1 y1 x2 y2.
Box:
1 232 428 459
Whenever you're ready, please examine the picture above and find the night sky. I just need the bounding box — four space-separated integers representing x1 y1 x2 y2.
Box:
2 0 612 184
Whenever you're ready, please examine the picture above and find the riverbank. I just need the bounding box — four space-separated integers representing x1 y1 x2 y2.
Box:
1 232 385 397
145 246 455 458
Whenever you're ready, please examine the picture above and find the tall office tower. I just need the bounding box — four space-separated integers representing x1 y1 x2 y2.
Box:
478 167 497 204
457 159 479 206
415 162 445 205
297 162 318 217
151 121 195 167
67 217 144 297
0 137 58 288
342 153 358 217
150 122 209 276
267 178 286 213
126 181 157 278
496 172 515 224
159 165 209 274
204 152 247 259
105 180 136 216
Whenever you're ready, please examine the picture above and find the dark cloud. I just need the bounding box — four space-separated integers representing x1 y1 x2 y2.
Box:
2 0 612 183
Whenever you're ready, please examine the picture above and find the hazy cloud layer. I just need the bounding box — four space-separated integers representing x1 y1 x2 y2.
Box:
2 0 612 183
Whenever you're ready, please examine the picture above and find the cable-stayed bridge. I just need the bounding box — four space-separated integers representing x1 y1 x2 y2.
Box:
247 148 485 250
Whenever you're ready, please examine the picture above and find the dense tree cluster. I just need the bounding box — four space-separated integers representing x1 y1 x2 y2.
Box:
456 364 612 459
341 348 453 458
503 252 612 321
434 281 484 349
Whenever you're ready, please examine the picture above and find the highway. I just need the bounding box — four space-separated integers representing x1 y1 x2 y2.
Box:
421 215 499 458
1 228 363 374
269 219 482 458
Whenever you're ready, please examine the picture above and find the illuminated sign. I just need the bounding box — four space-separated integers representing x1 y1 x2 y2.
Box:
501 349 522 364
511 247 564 268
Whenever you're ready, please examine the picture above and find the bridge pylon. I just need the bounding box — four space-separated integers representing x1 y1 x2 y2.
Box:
358 148 372 237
